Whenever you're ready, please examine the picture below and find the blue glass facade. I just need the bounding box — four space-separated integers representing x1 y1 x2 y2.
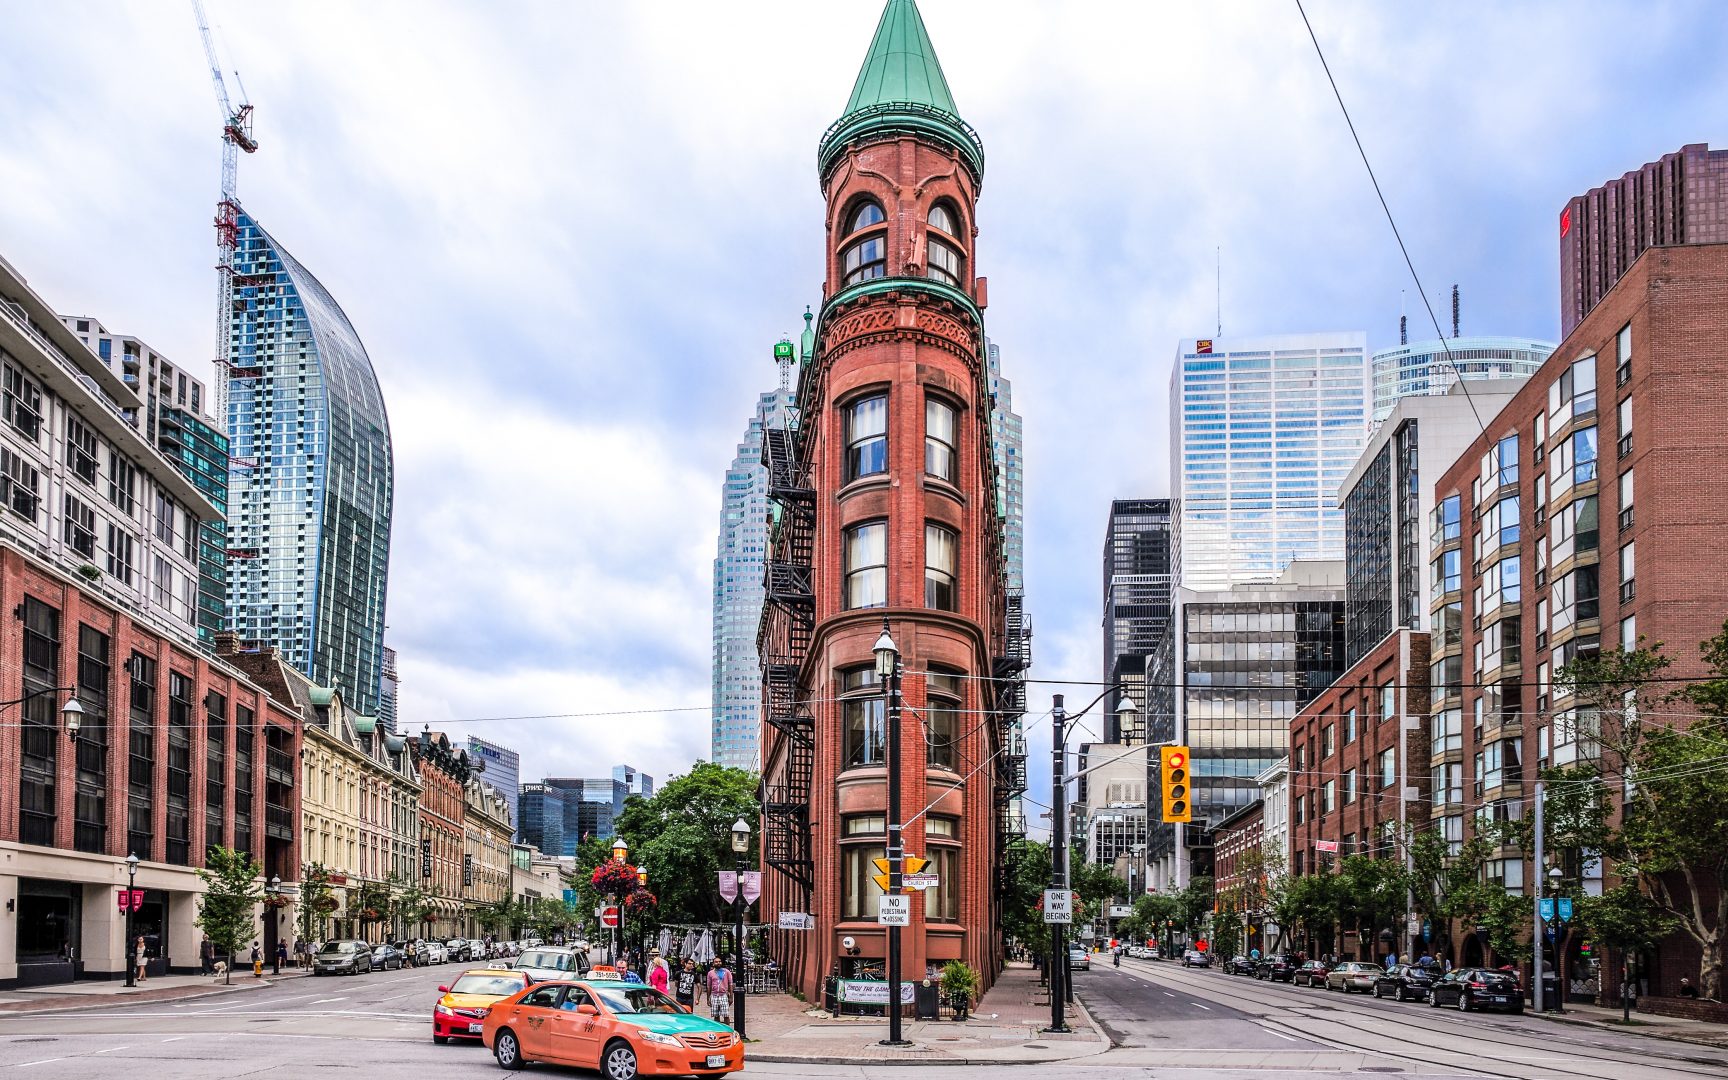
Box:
1171 333 1371 591
225 211 393 713
158 406 229 644
1369 335 1553 423
518 783 566 858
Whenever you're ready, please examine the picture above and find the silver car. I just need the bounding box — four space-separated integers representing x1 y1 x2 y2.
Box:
512 946 588 983
312 939 373 976
1326 961 1383 993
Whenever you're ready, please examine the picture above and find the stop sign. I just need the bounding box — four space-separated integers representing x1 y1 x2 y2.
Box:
600 906 620 928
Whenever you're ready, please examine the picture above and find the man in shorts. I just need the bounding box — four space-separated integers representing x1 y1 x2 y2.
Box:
705 957 734 1026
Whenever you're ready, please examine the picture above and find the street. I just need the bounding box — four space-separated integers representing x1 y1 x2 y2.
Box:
0 961 1721 1079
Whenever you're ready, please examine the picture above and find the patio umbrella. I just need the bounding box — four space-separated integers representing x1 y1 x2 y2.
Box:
681 929 699 957
694 929 715 963
657 928 672 956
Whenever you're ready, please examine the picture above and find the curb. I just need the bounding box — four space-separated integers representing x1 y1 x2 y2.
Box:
744 996 1112 1067
0 972 310 1016
1524 1009 1728 1054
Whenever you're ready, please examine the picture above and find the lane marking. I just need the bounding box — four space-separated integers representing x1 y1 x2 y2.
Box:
1260 1027 1299 1042
91 1046 132 1054
13 1061 62 1068
1192 1003 1211 1011
310 998 347 1004
161 1037 187 1043
1162 992 1176 998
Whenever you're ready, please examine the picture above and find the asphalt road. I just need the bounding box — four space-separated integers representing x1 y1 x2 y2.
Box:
0 961 1720 1080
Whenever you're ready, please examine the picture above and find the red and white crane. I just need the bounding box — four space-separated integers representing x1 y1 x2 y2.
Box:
190 0 257 420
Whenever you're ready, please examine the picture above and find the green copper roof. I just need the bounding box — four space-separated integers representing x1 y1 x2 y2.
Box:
819 0 984 184
843 0 957 117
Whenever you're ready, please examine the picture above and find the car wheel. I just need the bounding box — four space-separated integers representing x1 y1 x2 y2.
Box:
602 1039 639 1080
494 1029 525 1071
433 1034 448 1045
1458 993 1471 1012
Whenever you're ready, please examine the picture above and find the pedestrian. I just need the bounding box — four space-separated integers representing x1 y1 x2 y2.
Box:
706 957 734 1027
275 940 287 975
1680 978 1700 999
649 953 670 995
251 941 263 978
135 935 149 982
675 958 699 1011
200 935 214 976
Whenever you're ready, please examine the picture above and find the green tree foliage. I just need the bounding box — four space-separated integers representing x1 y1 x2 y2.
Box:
1339 854 1408 950
197 846 264 985
1128 891 1181 949
1176 876 1215 937
609 763 760 926
999 841 1053 949
1212 909 1243 958
392 880 434 935
296 862 338 946
1576 882 1679 961
1069 848 1126 915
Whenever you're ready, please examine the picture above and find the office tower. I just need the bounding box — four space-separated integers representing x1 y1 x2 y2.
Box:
224 211 393 713
986 339 1024 591
1340 381 1528 668
1101 499 1173 742
1560 143 1728 336
756 0 1020 1002
377 644 399 734
711 383 793 770
1146 562 1347 889
518 783 567 857
1170 333 1370 592
1370 336 1553 424
467 736 522 833
611 764 653 799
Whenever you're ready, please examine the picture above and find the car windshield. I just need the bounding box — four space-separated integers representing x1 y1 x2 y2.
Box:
521 951 576 971
590 985 683 1015
320 942 359 955
450 975 525 996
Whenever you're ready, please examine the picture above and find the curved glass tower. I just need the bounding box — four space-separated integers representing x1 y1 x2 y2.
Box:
225 211 393 713
1370 335 1553 423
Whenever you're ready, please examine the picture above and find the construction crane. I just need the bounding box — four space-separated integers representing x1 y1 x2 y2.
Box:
190 0 257 421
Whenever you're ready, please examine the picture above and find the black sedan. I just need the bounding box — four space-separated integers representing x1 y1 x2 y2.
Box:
1224 955 1257 976
1255 954 1297 982
1292 960 1331 987
1428 968 1524 1013
1372 963 1439 1001
370 943 405 971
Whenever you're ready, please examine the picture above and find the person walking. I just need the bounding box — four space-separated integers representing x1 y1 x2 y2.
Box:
275 940 287 975
251 941 263 978
674 958 699 1012
135 935 149 982
200 935 214 976
705 957 735 1028
648 953 670 995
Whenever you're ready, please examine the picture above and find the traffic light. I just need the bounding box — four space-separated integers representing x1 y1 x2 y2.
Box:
1160 745 1191 822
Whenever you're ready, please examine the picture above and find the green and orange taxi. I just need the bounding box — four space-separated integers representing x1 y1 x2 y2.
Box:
481 979 743 1078
433 968 532 1044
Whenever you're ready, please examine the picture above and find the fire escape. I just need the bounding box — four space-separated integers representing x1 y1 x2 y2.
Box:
994 589 1031 886
758 423 816 897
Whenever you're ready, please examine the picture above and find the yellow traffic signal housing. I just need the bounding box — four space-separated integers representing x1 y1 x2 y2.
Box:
1160 745 1192 822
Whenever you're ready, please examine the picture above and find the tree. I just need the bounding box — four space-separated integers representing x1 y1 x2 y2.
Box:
477 897 517 936
1338 854 1409 958
297 862 338 947
393 881 434 938
1000 841 1053 950
1278 872 1345 957
1130 891 1181 951
1176 876 1215 938
197 846 264 984
1576 881 1679 995
611 763 759 926
1069 849 1126 916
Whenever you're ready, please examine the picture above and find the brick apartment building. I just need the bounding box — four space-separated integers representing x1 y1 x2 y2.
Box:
410 731 471 938
1434 242 1728 992
757 0 1020 1001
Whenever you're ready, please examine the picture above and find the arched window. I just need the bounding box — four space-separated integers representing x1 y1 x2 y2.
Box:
927 202 959 238
926 203 964 287
842 200 888 286
848 201 886 233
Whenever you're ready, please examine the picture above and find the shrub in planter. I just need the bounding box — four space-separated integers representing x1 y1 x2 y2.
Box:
941 960 980 1020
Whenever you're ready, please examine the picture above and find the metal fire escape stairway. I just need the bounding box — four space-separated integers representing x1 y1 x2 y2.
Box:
994 590 1031 890
759 426 816 894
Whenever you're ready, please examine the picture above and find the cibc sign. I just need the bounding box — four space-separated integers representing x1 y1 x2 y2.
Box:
116 888 145 913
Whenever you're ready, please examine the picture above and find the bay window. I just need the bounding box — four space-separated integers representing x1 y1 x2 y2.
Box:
845 394 888 480
844 522 886 609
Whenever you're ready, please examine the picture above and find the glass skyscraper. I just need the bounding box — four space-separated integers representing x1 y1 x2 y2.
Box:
1170 333 1371 592
1101 499 1172 744
1369 335 1553 423
710 385 792 770
985 339 1024 592
518 783 566 857
468 736 522 835
225 211 394 714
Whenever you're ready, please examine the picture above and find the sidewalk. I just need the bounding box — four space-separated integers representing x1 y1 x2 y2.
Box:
745 962 1109 1066
0 968 309 1014
1530 999 1728 1050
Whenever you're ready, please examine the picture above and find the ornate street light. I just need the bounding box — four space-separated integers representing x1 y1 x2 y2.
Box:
729 817 751 1039
61 696 84 739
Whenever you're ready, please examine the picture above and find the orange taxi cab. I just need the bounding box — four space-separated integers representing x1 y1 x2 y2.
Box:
433 968 531 1044
481 978 743 1078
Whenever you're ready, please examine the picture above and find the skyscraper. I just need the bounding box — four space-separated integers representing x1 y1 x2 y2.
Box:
224 211 394 713
1101 499 1172 743
611 764 654 799
468 736 522 833
1560 143 1728 336
518 783 566 857
1170 333 1370 592
711 376 793 770
986 339 1024 592
1370 336 1553 423
377 644 399 734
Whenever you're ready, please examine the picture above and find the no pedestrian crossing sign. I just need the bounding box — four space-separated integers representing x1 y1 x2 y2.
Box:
1043 888 1073 924
878 894 912 926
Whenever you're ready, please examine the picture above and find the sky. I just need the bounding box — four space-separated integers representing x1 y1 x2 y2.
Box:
1 1 1725 810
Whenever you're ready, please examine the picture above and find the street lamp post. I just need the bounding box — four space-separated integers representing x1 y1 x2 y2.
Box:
1546 866 1565 1014
635 864 648 965
124 852 140 987
610 837 628 967
730 817 750 1039
268 876 282 973
873 622 910 1047
1047 690 1138 1032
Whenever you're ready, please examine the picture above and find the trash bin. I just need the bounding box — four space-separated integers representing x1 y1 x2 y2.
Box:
915 981 940 1020
1541 976 1561 1011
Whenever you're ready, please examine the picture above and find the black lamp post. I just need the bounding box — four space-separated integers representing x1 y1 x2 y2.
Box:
635 864 648 971
124 852 139 987
873 622 910 1047
268 876 282 973
609 837 628 966
730 816 750 1039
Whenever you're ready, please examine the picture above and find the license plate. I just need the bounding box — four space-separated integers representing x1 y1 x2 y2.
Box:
1491 996 1507 1003
705 1054 727 1068
468 1023 484 1033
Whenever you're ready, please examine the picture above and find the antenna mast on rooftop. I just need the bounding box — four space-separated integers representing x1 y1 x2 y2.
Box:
191 0 258 421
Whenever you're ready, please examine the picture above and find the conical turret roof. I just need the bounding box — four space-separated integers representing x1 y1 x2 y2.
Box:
819 0 983 184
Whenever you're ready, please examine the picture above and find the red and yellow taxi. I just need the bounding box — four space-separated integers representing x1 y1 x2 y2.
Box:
481 979 743 1078
433 968 531 1044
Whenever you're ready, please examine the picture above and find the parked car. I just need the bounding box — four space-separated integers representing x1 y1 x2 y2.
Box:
1255 954 1297 982
484 978 743 1076
1292 959 1331 988
1428 968 1524 1013
1181 950 1211 968
515 946 590 983
1224 955 1256 976
1068 946 1091 972
312 939 374 976
1373 963 1440 1002
1326 961 1383 993
1127 945 1152 960
371 943 406 971
418 940 450 965
433 969 532 1045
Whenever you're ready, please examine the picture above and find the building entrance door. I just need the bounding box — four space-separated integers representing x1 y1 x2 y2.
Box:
15 880 82 987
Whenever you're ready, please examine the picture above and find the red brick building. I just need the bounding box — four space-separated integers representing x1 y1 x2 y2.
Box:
1212 800 1265 939
0 548 301 987
758 0 1018 1001
1434 243 1728 992
409 731 470 938
1287 628 1430 959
